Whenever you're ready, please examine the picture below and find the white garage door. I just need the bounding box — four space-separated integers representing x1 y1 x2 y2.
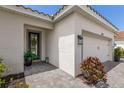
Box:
83 33 110 62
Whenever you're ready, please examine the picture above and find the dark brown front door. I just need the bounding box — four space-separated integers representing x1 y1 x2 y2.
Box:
28 32 40 56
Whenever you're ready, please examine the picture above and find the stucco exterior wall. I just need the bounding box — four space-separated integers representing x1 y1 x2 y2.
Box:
47 12 115 77
46 13 76 76
74 13 115 76
0 7 115 78
0 10 53 75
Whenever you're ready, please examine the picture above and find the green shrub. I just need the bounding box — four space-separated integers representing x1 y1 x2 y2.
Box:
120 48 124 58
0 59 6 76
0 57 7 87
24 51 40 61
80 57 107 85
114 47 122 57
114 47 124 58
0 57 29 88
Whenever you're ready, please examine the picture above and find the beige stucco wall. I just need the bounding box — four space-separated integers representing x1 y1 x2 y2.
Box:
0 9 53 75
46 13 76 76
47 12 115 77
0 7 115 77
75 13 114 76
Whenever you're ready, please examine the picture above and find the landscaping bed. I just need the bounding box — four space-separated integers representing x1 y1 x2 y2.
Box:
0 73 29 88
7 78 29 88
80 57 109 88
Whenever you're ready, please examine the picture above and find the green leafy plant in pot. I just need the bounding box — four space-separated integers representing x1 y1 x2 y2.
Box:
24 51 40 66
24 51 33 66
114 47 122 62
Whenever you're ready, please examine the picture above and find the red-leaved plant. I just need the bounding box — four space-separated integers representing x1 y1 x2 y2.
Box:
80 57 107 84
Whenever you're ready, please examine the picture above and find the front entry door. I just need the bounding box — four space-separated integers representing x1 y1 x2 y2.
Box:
28 32 40 56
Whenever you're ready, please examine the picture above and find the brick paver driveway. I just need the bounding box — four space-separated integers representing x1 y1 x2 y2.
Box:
24 61 124 88
104 61 124 88
24 63 90 88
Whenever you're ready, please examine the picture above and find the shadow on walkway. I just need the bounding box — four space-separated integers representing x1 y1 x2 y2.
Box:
103 61 120 72
24 62 57 76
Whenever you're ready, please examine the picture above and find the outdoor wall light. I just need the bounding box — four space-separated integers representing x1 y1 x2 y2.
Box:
77 35 83 45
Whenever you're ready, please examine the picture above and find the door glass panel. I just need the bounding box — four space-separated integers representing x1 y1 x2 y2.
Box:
29 32 40 56
31 34 38 55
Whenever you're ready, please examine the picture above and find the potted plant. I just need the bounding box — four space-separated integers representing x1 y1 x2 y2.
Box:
24 51 33 66
24 51 40 66
114 47 122 62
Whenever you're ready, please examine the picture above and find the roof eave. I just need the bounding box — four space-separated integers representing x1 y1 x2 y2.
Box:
0 5 52 23
53 5 74 22
0 5 119 33
53 5 118 33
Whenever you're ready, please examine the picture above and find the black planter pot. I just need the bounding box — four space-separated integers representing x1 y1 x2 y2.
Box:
24 58 32 66
114 56 120 62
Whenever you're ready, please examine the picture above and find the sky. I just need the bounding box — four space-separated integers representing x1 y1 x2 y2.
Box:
24 5 63 16
24 5 124 31
92 5 124 31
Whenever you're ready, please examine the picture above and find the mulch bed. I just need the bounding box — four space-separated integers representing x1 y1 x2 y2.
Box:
7 78 29 88
0 72 29 88
77 74 94 87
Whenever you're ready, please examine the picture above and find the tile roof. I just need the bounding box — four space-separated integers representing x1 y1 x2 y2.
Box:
52 5 118 30
115 31 124 40
16 5 52 19
52 5 68 17
16 5 118 30
87 5 118 30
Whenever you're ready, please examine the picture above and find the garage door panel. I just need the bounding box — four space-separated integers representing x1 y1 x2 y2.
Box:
83 34 109 62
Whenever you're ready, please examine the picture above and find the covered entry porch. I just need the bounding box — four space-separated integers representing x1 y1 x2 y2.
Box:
24 24 51 63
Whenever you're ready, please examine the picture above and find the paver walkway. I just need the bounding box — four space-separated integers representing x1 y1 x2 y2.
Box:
24 61 124 88
24 62 90 88
104 61 124 88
